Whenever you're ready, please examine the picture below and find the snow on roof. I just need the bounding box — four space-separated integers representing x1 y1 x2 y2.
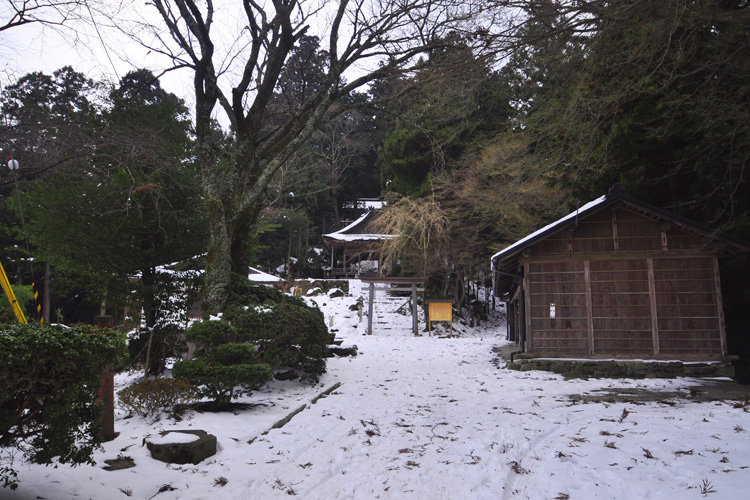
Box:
248 267 282 282
342 199 386 210
325 233 398 242
322 211 396 242
491 195 607 264
328 211 370 235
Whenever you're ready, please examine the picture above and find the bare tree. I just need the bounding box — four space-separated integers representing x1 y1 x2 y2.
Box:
1 0 87 33
105 0 491 312
313 109 367 227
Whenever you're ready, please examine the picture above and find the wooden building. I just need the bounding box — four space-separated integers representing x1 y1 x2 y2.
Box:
322 210 395 278
491 186 749 360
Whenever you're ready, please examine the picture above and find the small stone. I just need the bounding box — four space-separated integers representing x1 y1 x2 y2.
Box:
328 345 358 357
274 370 299 381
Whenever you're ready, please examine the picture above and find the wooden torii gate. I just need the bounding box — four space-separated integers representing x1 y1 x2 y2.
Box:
360 277 427 336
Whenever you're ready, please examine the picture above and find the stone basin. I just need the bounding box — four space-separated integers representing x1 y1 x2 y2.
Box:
146 430 217 465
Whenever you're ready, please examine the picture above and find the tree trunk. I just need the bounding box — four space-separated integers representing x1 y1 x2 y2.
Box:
204 202 233 316
141 266 157 329
287 231 293 281
332 194 341 229
43 262 51 323
455 274 466 318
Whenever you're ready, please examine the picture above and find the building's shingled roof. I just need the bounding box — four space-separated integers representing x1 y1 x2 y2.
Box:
322 210 396 245
490 185 750 295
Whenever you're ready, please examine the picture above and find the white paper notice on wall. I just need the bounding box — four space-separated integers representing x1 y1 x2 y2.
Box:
550 303 556 319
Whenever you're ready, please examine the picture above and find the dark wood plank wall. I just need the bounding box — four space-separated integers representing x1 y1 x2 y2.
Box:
653 257 723 355
590 259 653 355
521 208 725 358
528 261 589 354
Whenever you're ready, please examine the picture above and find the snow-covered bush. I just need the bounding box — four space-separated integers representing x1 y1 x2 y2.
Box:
172 358 271 404
171 320 272 404
222 276 329 382
228 302 328 383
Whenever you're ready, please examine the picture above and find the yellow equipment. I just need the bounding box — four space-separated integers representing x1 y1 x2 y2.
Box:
0 261 28 324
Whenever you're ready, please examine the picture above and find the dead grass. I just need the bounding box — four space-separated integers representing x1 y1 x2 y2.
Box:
508 460 530 474
699 478 716 496
674 449 694 456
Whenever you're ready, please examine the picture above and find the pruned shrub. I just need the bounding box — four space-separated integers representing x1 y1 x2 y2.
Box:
118 377 199 417
230 302 329 382
172 318 272 404
176 277 329 404
185 319 238 349
172 358 271 403
221 276 329 382
212 342 258 365
0 324 126 490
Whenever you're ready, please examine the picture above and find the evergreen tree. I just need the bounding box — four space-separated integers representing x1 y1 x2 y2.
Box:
521 0 750 229
6 69 207 327
378 35 513 196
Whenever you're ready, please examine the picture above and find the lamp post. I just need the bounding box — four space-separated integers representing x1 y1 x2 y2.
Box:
7 156 41 321
7 156 30 270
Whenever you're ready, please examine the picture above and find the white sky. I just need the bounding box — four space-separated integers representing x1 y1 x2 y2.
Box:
0 1 368 126
0 11 196 104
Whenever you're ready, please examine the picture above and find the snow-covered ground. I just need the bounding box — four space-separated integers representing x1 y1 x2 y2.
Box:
3 280 750 499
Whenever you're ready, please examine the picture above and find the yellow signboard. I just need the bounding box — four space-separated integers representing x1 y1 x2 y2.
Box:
426 300 453 336
429 302 453 321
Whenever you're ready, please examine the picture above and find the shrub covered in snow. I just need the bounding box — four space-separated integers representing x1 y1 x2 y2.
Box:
223 277 329 382
172 357 272 403
228 302 329 382
173 277 328 404
172 320 272 404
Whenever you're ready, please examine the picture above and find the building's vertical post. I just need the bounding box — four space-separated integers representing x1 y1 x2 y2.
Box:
367 281 374 335
584 260 595 354
330 247 335 278
523 261 532 351
647 258 660 355
611 208 620 252
412 283 418 335
713 257 728 355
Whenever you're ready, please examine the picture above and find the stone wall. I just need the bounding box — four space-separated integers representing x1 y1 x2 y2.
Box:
505 357 737 379
278 279 350 296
